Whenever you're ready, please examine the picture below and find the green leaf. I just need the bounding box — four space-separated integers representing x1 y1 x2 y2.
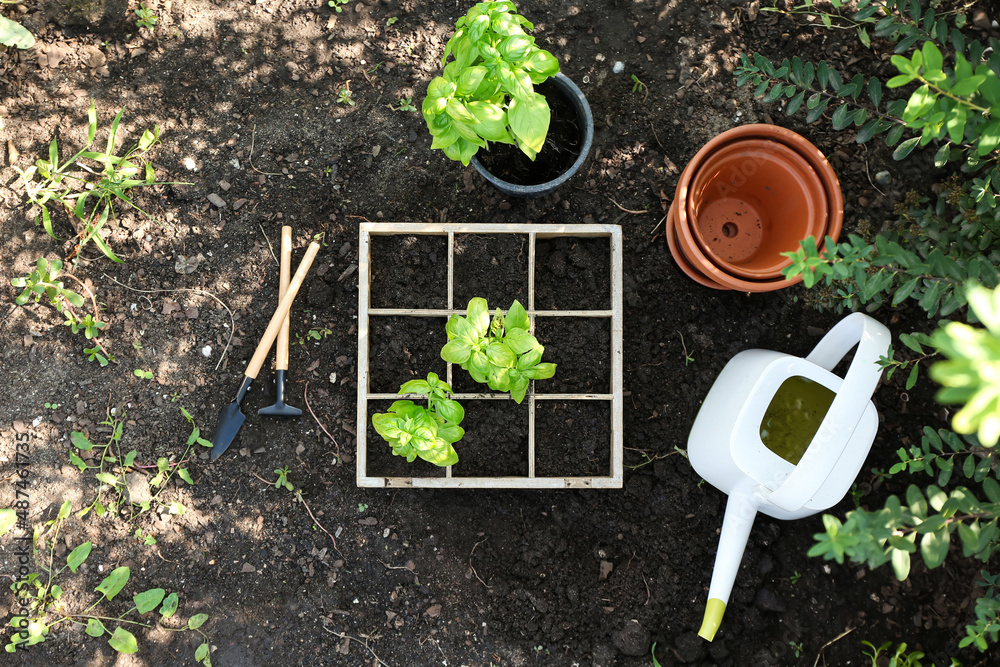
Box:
786 90 805 116
71 432 94 450
177 468 194 485
134 588 166 614
434 398 465 425
188 613 209 630
919 529 950 569
504 300 530 332
466 298 490 335
0 509 16 536
96 566 130 601
85 618 106 638
67 542 92 572
58 499 72 520
856 119 882 144
108 627 138 654
196 643 210 662
485 341 516 368
831 104 851 130
906 363 919 390
921 42 943 74
160 592 179 618
892 136 920 160
441 339 472 365
891 547 911 580
507 93 550 157
0 16 35 50
885 124 905 146
95 472 120 486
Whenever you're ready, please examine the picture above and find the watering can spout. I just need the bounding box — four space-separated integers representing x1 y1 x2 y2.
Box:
698 481 759 641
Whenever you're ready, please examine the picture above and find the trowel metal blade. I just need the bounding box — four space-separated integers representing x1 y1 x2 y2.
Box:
210 401 246 460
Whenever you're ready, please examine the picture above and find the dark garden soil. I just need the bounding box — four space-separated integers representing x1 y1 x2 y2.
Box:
2 1 998 666
476 77 583 185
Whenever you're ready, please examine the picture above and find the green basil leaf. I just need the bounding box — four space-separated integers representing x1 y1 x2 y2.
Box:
441 339 473 364
504 300 530 331
508 92 550 156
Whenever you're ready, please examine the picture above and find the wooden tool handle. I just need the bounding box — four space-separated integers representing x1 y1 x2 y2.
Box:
275 226 293 371
244 241 320 380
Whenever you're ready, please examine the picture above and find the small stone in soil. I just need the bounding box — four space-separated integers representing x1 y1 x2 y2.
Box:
612 620 650 657
674 631 707 662
207 193 227 208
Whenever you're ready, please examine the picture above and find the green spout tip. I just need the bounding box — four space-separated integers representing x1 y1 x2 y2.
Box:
698 598 726 641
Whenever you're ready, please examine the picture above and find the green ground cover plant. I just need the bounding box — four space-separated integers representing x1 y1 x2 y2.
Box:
735 0 1000 656
14 101 187 263
1 501 211 664
69 406 210 520
11 257 113 365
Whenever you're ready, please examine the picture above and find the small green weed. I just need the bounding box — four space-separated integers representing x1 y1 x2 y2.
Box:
133 369 153 380
789 641 804 658
133 527 157 546
389 96 417 112
337 85 355 106
358 503 368 513
631 74 648 102
135 4 157 31
328 0 349 13
273 467 294 492
68 406 209 521
44 402 60 410
11 258 113 364
13 101 189 263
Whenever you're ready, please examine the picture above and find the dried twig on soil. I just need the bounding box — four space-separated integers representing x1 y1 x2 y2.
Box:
101 274 236 371
258 223 279 267
469 537 491 590
605 196 649 214
812 627 854 667
321 629 389 667
250 471 341 554
304 381 341 459
248 124 283 176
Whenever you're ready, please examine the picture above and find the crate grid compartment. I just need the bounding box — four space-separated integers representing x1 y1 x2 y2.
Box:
357 223 623 488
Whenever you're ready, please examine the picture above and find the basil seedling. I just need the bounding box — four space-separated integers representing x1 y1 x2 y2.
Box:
372 373 465 466
422 1 561 165
441 297 556 403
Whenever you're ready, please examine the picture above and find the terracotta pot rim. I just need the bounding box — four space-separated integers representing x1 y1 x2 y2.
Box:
666 201 729 290
686 138 829 280
665 124 840 292
681 124 844 241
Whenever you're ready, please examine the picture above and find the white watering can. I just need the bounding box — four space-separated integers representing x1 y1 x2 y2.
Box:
688 312 891 641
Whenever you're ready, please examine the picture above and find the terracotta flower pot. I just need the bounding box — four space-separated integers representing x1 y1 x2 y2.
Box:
667 124 843 292
686 139 828 280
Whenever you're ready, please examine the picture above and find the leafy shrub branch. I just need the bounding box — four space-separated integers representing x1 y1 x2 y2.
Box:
739 0 1000 655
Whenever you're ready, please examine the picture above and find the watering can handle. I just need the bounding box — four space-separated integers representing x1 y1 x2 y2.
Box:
765 313 891 513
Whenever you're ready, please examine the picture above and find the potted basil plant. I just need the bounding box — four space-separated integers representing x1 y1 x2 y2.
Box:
421 1 594 197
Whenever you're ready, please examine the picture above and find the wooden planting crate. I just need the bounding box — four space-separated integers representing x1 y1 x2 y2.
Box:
357 223 623 488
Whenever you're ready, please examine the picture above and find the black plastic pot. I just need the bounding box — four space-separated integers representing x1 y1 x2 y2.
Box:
470 72 594 199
